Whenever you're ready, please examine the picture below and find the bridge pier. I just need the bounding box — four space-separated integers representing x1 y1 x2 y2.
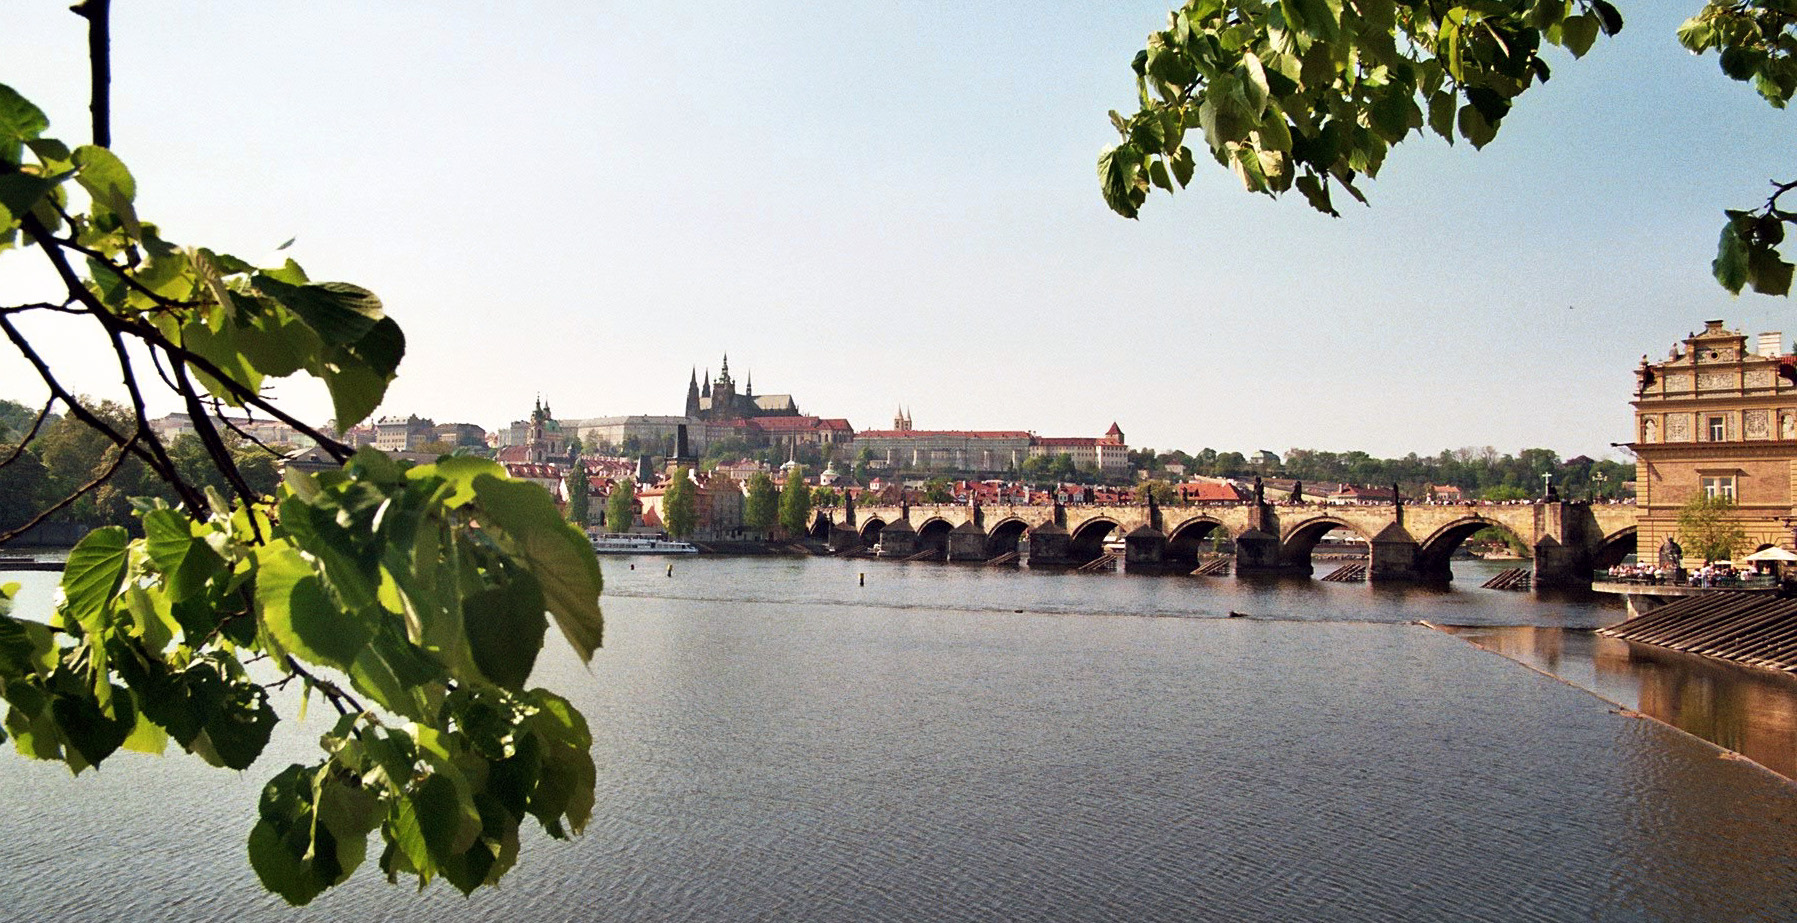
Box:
878 518 916 557
1368 523 1422 582
1123 526 1166 571
1233 528 1296 575
1028 522 1072 566
1531 536 1591 588
947 521 989 561
827 523 862 553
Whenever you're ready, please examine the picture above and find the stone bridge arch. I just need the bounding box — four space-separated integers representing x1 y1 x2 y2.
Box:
1069 518 1123 562
1279 516 1372 574
1415 516 1531 580
1592 526 1637 571
916 517 955 554
859 517 886 545
1165 516 1230 566
986 517 1032 558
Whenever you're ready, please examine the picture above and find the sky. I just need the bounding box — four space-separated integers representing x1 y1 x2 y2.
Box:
0 1 1791 463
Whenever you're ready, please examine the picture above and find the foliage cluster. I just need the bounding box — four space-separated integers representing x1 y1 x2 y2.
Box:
742 472 779 534
1677 491 1749 563
663 468 697 538
778 466 812 536
1133 444 1629 498
0 45 604 907
605 478 636 533
1104 0 1794 297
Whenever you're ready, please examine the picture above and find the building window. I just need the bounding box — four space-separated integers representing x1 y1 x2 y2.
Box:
1701 475 1737 500
1708 416 1726 441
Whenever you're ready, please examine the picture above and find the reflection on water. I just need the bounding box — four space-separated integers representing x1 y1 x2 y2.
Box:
3 556 1796 922
1446 624 1797 779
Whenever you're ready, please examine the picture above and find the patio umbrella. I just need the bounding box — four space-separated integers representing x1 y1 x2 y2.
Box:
1744 546 1797 562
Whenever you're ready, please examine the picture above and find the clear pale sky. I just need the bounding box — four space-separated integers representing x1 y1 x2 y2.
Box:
1 2 1790 462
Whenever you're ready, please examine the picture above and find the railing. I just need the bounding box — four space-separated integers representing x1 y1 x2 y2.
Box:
1594 570 1779 590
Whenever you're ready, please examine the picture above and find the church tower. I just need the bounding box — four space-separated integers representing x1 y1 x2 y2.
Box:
684 368 702 418
711 354 737 419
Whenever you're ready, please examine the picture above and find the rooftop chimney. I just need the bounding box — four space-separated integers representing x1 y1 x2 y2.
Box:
1759 332 1784 358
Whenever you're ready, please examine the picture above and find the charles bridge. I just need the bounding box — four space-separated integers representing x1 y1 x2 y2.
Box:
814 498 1638 586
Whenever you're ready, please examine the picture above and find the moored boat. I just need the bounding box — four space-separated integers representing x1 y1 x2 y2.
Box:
589 532 698 555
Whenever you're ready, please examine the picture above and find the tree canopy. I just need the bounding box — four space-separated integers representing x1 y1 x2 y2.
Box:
0 7 603 905
1678 491 1749 563
663 468 698 538
1102 0 1794 296
742 471 779 534
606 478 637 533
778 466 812 536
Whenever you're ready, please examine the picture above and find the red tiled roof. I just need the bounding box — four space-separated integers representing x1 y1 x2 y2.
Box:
855 430 1032 439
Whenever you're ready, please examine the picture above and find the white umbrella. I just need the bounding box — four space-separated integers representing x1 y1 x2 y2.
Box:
1743 546 1797 562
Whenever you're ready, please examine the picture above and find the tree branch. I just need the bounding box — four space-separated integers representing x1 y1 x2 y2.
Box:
0 431 137 544
69 0 111 148
0 396 58 470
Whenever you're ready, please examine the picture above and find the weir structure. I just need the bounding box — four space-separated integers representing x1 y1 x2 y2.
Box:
817 498 1637 586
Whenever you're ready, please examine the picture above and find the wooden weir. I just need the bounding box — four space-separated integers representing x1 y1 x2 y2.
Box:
1321 562 1367 582
1076 552 1120 573
1599 591 1797 673
985 551 1020 566
1481 568 1532 591
1189 557 1232 577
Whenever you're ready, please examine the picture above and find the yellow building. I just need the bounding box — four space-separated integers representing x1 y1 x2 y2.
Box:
1631 320 1797 560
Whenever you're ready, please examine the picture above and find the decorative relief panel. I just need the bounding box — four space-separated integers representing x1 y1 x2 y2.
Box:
1746 410 1770 439
1665 413 1692 442
1747 368 1775 389
1785 412 1797 441
1664 373 1693 393
1698 347 1740 362
1698 370 1736 391
1642 416 1660 443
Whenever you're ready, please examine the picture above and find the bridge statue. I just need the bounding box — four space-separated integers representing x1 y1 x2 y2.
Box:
1658 536 1683 569
1253 476 1264 504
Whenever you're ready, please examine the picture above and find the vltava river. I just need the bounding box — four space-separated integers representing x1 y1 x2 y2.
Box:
3 556 1797 921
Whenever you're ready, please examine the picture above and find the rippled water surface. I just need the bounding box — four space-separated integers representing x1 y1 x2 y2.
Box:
4 556 1797 922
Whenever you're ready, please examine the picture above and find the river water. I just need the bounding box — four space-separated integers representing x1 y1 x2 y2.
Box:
3 556 1797 921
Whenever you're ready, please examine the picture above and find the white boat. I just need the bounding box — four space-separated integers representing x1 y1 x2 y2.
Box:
589 533 699 555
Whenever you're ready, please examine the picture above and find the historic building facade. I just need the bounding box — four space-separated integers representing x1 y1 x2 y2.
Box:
1631 319 1797 559
851 411 1129 477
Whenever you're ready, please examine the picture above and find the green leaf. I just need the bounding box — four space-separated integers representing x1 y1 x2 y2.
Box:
58 526 130 633
1720 45 1767 83
1170 145 1195 187
1456 104 1497 149
1295 172 1337 216
1715 218 1751 294
1145 37 1196 86
0 173 64 225
470 476 604 663
1747 246 1794 296
142 508 226 603
1560 13 1599 57
1590 0 1623 37
464 578 549 690
252 276 385 347
51 684 136 768
0 84 48 165
1098 145 1143 219
203 678 278 770
1148 158 1174 192
1427 91 1456 143
256 542 372 673
317 358 389 432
